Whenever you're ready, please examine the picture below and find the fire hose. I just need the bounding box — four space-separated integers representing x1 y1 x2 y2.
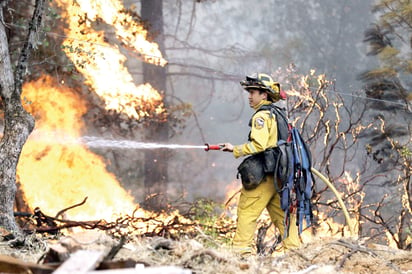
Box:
204 143 223 151
311 168 355 236
204 144 355 236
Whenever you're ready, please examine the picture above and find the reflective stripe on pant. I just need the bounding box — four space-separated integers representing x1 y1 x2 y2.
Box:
232 175 301 252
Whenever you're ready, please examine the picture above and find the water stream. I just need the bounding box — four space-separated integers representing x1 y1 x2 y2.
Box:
80 136 207 150
27 131 207 150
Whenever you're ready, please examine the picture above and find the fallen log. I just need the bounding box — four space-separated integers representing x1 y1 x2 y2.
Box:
0 254 55 274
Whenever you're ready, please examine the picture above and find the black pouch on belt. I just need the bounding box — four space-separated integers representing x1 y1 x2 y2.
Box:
237 153 265 190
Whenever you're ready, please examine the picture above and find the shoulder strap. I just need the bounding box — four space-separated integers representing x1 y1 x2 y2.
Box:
271 106 290 142
253 104 290 142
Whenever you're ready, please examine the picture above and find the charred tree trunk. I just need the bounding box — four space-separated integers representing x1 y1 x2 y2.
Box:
0 0 44 235
141 0 169 210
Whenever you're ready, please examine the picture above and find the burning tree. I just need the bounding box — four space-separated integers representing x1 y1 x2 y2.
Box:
0 0 46 237
0 0 45 236
0 0 176 235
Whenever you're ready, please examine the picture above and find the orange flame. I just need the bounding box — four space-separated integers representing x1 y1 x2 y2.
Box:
16 0 171 223
220 180 241 220
17 79 191 231
54 0 167 119
18 76 136 220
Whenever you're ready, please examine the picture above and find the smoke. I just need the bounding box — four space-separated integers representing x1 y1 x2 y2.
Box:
151 0 376 201
13 0 377 207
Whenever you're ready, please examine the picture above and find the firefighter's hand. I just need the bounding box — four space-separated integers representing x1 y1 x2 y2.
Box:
220 143 234 152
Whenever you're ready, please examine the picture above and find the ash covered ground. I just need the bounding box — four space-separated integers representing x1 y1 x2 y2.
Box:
0 230 411 273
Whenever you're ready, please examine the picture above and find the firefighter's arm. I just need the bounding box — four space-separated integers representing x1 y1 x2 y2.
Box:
232 113 270 158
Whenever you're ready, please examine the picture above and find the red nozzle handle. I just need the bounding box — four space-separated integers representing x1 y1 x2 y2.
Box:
205 143 222 151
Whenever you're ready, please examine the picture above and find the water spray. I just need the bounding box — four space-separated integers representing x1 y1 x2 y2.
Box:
44 136 223 151
28 131 225 151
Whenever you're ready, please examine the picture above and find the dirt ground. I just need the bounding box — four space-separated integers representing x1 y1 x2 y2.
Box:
0 230 411 273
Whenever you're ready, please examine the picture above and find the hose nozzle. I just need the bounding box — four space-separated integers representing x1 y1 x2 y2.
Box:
204 143 222 151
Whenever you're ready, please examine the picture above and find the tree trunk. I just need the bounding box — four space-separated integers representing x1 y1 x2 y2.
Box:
141 0 169 210
0 0 44 235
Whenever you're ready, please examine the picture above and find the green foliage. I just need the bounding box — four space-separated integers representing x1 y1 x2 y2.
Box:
22 97 32 106
361 0 412 105
188 198 232 246
167 102 193 136
60 44 97 69
360 1 412 196
399 146 411 159
361 67 397 80
379 46 400 66
46 5 61 20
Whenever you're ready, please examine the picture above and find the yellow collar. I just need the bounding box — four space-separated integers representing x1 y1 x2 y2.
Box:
253 100 271 110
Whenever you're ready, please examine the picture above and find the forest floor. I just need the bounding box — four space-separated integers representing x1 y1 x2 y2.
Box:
0 229 411 273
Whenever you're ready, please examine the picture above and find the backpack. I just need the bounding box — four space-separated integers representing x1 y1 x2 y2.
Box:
256 104 314 236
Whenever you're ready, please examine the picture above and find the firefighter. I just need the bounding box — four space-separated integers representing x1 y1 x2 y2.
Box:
220 73 301 256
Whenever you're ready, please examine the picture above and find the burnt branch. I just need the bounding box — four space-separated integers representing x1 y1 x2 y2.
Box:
54 197 88 219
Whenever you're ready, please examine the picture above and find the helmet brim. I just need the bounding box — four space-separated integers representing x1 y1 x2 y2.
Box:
240 76 286 101
242 86 286 101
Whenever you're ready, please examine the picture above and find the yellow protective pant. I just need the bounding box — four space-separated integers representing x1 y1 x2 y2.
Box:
232 175 301 254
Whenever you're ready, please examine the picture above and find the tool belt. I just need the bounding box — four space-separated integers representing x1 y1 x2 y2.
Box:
237 148 279 190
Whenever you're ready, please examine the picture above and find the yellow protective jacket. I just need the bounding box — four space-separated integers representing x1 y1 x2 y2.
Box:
233 100 278 158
